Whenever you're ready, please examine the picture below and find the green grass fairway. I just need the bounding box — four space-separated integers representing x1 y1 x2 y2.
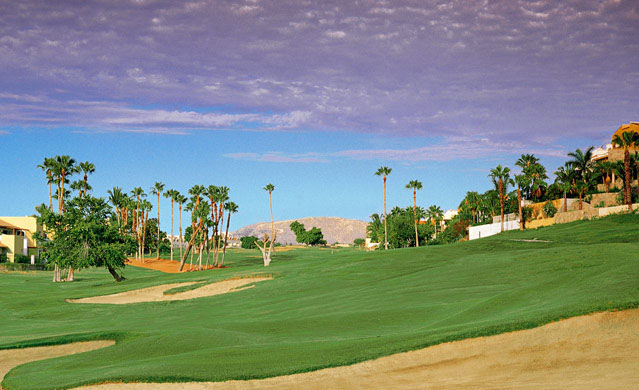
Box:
2 214 638 389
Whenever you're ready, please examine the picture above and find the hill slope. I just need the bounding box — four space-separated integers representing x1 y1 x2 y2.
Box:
232 216 367 244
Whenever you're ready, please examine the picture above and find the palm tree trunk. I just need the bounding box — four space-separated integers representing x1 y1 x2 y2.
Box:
269 191 275 251
170 199 174 261
178 205 183 262
179 221 202 271
383 177 388 250
563 191 567 212
413 189 419 247
47 172 53 212
517 188 523 230
499 179 504 232
624 148 632 211
578 190 583 210
221 209 232 265
156 192 161 259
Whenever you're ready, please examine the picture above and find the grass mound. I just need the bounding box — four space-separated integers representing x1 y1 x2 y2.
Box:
1 213 638 389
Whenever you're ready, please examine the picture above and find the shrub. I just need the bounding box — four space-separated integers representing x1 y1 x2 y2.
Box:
0 253 7 263
594 201 605 208
240 236 259 249
543 202 557 218
353 238 365 247
14 254 31 264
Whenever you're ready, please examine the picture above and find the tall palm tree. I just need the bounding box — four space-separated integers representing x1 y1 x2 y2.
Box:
76 161 95 197
264 183 275 241
514 174 530 230
107 187 125 228
375 166 392 250
54 155 76 214
37 157 57 212
554 164 574 213
221 201 238 266
488 165 514 232
215 186 230 265
176 194 187 262
405 180 423 247
131 187 146 261
150 182 165 259
164 189 178 261
515 154 540 169
612 131 638 211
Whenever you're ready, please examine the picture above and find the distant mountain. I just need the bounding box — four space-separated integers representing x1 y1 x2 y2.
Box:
232 217 367 245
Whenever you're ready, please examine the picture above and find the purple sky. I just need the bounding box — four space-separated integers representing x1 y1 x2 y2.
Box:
1 1 638 228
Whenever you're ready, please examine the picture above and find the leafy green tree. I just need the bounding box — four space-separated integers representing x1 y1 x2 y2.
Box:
241 236 259 249
353 238 365 247
289 221 326 246
35 196 132 282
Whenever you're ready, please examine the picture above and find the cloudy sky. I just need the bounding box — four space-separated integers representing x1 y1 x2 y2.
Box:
1 0 638 229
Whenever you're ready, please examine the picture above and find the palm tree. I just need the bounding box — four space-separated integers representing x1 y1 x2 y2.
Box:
425 205 443 240
367 213 383 243
176 194 187 262
131 187 146 261
375 166 392 250
164 189 178 261
54 155 76 214
554 164 575 213
514 174 530 230
612 131 638 211
150 182 165 259
257 183 276 267
594 160 616 193
567 147 594 183
221 201 238 266
76 161 95 197
215 186 230 266
488 165 514 232
37 157 57 212
515 154 540 169
107 186 125 228
264 183 275 241
405 180 423 247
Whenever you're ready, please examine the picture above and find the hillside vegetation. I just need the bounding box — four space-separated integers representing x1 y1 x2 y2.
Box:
1 213 638 390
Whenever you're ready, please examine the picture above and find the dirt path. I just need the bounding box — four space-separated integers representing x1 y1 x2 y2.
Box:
74 308 639 389
0 341 114 390
67 277 272 304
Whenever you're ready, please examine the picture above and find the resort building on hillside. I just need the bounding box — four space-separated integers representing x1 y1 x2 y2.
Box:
590 122 639 187
0 216 42 262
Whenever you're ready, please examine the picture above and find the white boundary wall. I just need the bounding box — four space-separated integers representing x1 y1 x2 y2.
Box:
598 203 639 217
469 220 520 240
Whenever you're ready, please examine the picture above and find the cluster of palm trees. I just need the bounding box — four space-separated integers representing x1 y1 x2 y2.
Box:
373 166 445 249
107 183 240 271
37 156 242 274
37 156 96 281
461 133 639 235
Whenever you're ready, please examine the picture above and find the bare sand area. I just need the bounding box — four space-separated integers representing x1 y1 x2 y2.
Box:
0 341 114 390
70 308 639 389
126 258 225 273
67 277 272 304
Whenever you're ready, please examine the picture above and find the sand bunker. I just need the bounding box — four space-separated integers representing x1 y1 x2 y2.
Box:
0 341 114 390
67 277 272 304
75 308 639 389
